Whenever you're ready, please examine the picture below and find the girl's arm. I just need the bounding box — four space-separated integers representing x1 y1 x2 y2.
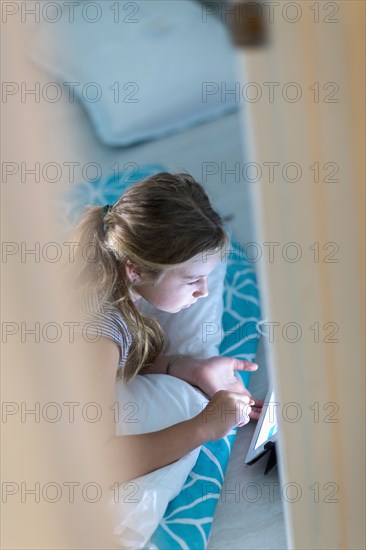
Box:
144 354 261 413
104 415 207 483
75 337 251 486
141 353 200 381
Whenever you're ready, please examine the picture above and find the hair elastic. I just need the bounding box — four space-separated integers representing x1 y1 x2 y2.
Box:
166 355 183 375
101 204 113 219
101 204 113 232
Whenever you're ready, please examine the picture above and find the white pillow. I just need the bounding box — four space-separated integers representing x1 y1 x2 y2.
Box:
137 257 227 359
111 242 227 549
111 374 209 549
27 1 239 146
109 257 226 548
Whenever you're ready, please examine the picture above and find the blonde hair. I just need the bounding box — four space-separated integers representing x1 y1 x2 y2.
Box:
68 172 227 381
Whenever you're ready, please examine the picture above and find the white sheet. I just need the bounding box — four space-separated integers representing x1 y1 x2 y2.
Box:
109 259 226 547
111 374 209 549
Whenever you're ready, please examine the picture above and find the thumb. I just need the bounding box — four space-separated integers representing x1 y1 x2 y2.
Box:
234 359 258 371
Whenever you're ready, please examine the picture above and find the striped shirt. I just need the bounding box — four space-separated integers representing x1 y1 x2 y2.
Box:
78 294 132 370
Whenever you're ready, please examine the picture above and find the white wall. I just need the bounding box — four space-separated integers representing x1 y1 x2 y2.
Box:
234 1 365 548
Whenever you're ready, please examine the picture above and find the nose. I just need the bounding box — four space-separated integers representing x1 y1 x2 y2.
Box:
193 279 209 299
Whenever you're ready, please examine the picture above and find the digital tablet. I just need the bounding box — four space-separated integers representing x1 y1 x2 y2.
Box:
245 387 279 465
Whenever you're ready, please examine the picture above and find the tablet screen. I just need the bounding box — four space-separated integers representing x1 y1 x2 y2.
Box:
245 388 278 465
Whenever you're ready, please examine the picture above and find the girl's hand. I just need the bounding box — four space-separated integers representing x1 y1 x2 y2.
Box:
195 390 252 441
193 356 264 420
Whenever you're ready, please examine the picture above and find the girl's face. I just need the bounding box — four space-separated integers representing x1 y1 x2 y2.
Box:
131 251 221 313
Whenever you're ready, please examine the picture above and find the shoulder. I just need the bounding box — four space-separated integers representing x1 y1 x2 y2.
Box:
78 294 132 369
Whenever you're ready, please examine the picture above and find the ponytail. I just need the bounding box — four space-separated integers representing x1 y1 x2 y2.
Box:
67 172 226 381
67 204 164 381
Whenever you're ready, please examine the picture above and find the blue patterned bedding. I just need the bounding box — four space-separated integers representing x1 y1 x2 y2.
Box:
149 240 261 550
64 166 261 550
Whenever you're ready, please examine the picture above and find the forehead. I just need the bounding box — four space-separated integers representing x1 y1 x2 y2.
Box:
173 251 221 279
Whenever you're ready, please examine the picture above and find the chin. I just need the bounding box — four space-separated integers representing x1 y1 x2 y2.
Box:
168 304 186 313
163 304 188 313
154 304 182 313
153 303 193 313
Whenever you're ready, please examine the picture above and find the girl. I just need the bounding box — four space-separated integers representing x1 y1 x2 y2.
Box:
68 172 262 483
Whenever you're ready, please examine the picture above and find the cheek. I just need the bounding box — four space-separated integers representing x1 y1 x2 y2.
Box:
164 285 188 302
158 286 190 308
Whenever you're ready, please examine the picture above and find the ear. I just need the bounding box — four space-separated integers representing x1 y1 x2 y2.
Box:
125 260 142 284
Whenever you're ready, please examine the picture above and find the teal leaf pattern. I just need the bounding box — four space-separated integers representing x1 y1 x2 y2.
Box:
64 167 261 550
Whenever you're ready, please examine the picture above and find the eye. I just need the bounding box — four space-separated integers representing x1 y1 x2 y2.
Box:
187 280 200 286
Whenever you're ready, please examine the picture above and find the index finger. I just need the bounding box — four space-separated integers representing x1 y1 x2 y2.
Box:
234 359 258 371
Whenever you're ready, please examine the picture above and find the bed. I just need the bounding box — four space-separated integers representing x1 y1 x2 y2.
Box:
63 166 262 549
28 2 263 547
